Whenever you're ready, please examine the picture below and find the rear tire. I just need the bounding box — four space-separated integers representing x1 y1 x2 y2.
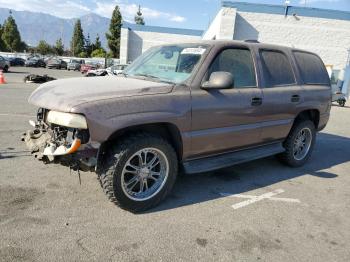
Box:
98 133 178 212
278 120 316 167
3 66 8 72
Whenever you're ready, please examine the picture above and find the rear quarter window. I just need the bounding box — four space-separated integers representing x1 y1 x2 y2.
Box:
293 51 330 85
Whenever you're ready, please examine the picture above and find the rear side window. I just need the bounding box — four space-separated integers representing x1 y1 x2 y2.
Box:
209 48 256 88
293 51 330 85
260 50 295 87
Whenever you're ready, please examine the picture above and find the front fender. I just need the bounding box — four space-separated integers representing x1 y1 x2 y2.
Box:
71 86 192 144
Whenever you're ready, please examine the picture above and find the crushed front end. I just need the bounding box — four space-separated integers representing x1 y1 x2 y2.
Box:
22 108 99 171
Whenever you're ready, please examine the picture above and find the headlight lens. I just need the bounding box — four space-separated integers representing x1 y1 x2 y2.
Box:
47 111 88 129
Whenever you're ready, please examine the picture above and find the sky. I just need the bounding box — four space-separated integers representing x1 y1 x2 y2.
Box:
0 0 349 30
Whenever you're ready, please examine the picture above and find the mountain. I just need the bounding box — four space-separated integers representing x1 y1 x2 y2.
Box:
0 8 110 49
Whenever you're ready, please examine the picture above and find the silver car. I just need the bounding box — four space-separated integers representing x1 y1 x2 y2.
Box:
67 59 84 71
0 56 10 72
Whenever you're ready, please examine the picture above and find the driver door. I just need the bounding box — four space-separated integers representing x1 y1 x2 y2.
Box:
190 48 263 158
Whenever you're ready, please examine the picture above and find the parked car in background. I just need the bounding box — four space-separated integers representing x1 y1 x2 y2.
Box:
0 56 10 72
85 68 109 77
67 59 84 71
47 58 67 69
106 64 128 75
8 57 25 66
80 62 99 74
25 58 46 68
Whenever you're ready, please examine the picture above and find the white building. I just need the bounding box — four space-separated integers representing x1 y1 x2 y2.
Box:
120 23 203 64
120 1 350 86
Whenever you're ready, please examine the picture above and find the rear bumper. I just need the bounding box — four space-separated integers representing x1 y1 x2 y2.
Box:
318 113 330 131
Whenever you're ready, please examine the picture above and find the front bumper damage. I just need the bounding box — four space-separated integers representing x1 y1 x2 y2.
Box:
22 112 99 171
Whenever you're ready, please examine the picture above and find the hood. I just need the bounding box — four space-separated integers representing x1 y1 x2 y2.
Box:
28 76 173 112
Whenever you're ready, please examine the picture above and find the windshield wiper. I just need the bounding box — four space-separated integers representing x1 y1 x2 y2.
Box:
133 74 174 84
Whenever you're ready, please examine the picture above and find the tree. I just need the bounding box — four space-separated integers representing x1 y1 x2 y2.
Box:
135 5 145 25
71 19 85 57
106 5 122 58
91 48 106 58
54 38 64 56
93 34 102 51
36 40 53 55
19 41 27 51
0 24 6 51
1 15 23 52
78 51 88 58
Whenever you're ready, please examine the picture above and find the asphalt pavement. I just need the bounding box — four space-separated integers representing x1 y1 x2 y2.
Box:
0 67 349 262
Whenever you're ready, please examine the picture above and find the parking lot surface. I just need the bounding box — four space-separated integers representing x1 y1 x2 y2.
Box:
0 67 350 262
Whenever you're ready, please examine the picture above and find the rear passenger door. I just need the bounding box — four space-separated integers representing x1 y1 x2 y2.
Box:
258 49 303 142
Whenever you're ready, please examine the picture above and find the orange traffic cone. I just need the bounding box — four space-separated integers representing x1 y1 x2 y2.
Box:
0 70 5 84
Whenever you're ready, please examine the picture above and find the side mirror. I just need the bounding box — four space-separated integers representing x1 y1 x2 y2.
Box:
201 72 234 90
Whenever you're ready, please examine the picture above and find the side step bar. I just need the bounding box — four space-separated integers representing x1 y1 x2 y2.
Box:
183 143 285 174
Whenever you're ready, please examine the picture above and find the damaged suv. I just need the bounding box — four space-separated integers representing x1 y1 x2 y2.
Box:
23 41 331 212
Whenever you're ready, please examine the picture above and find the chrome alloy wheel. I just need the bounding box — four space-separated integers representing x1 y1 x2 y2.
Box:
121 148 169 201
293 127 312 161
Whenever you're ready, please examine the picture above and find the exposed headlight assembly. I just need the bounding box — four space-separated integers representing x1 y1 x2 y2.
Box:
47 111 88 129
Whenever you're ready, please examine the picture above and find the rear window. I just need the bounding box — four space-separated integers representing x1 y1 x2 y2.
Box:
260 50 295 87
293 51 330 85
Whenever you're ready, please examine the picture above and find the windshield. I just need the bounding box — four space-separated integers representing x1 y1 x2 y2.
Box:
124 44 208 84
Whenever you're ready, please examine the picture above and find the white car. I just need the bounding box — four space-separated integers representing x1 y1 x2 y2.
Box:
107 64 128 75
85 68 108 77
86 64 128 77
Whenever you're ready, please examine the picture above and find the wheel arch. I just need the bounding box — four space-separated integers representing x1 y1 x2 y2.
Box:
293 109 320 129
99 122 184 161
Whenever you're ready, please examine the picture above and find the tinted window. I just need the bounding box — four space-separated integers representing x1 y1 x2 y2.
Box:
209 48 256 88
260 50 295 87
293 51 330 85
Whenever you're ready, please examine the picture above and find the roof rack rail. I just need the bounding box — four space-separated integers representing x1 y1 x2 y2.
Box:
244 40 260 43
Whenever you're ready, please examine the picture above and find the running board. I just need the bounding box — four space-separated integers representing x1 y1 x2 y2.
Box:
183 143 285 174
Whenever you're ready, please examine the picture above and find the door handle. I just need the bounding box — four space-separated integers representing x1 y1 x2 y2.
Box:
251 97 262 106
291 95 300 103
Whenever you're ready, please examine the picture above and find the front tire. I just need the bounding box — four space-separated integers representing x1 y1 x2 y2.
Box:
278 120 316 167
98 133 178 212
3 66 8 72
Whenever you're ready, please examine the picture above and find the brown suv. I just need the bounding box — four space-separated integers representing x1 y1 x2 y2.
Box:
23 40 331 212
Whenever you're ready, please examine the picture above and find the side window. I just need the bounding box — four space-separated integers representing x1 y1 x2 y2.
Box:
293 51 330 85
260 50 295 87
208 48 256 88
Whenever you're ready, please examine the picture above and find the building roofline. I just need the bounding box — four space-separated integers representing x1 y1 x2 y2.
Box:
222 1 350 21
121 22 204 36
